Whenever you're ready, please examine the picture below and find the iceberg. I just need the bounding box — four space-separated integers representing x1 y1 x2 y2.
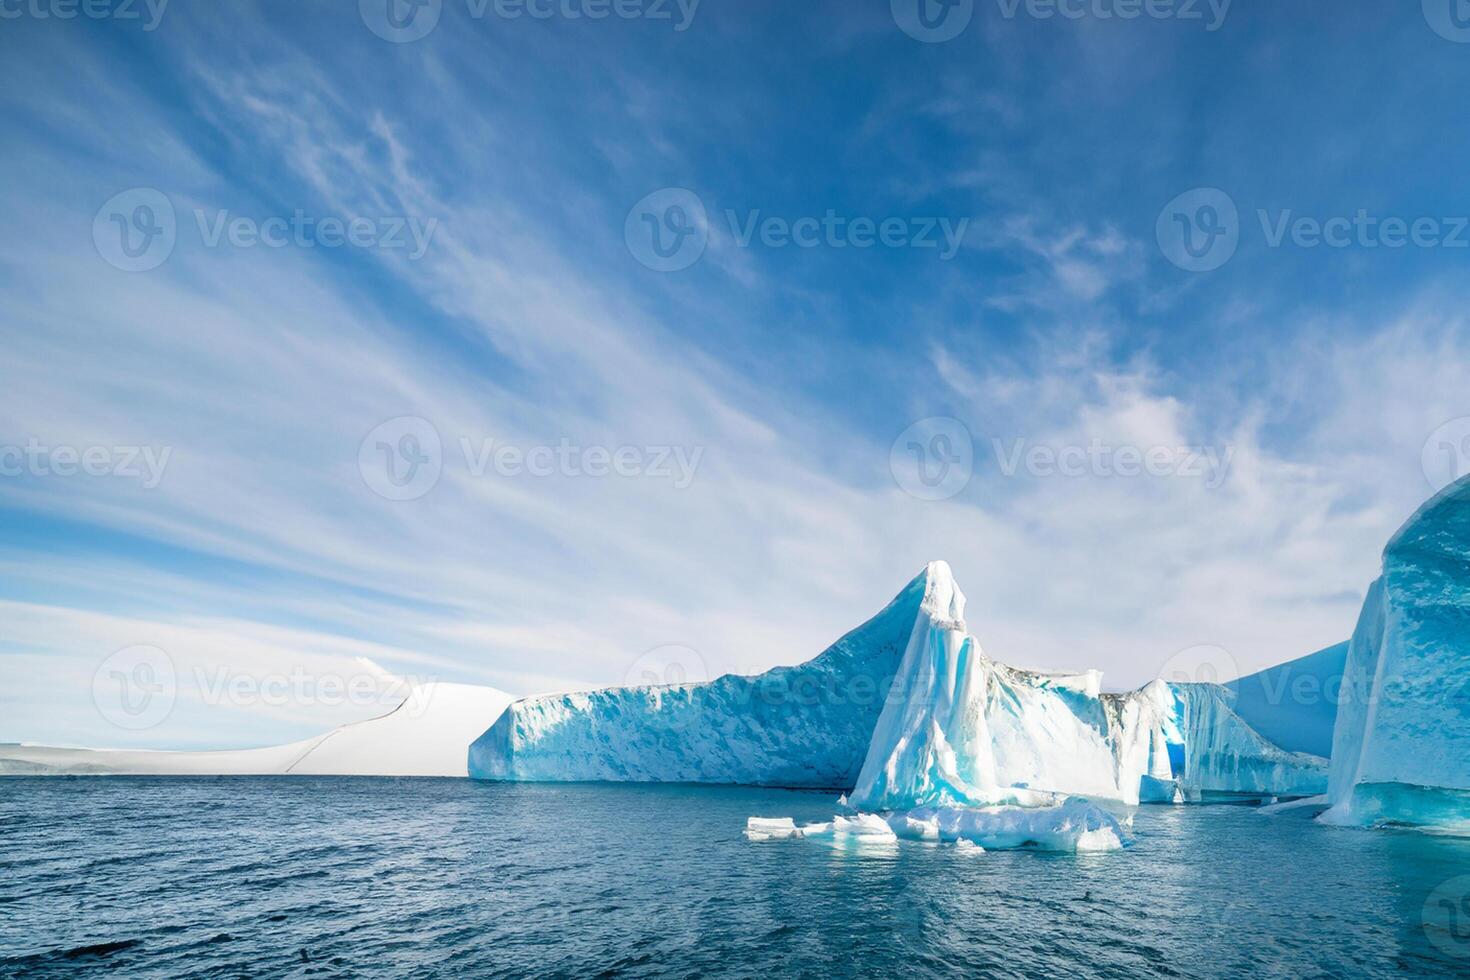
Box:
468 567 930 787
846 561 1168 811
1323 474 1470 831
1170 683 1328 801
847 561 1324 811
470 561 1327 821
1225 642 1348 760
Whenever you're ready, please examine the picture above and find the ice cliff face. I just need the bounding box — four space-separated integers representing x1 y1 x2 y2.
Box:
1324 474 1470 830
467 567 928 787
848 563 1170 810
1170 683 1327 800
847 562 1324 810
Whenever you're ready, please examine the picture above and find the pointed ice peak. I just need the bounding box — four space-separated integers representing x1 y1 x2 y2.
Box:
920 560 967 633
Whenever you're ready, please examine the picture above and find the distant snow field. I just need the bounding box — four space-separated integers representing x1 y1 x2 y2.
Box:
0 682 512 778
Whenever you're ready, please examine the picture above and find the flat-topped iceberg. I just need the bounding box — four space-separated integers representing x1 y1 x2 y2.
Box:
1324 475 1470 830
470 561 1327 816
469 568 929 787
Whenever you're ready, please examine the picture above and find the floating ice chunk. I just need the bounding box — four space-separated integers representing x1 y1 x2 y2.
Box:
890 813 940 841
907 799 1127 852
833 813 898 838
954 839 985 855
744 817 800 841
1258 794 1329 819
753 798 1126 854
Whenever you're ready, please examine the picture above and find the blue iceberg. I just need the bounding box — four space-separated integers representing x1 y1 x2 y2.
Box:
1323 475 1470 830
468 566 929 788
468 476 1470 841
473 561 1330 852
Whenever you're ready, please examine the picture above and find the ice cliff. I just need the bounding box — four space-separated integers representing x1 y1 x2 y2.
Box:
1324 474 1470 830
468 568 928 787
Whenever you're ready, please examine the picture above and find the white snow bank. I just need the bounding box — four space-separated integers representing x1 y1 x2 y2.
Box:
0 682 512 777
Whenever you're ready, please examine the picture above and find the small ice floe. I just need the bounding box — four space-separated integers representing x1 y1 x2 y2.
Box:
745 798 1126 853
1256 794 1329 819
884 800 1127 852
744 817 801 841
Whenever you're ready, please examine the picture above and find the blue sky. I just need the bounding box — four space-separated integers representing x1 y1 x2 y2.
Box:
4 0 1470 748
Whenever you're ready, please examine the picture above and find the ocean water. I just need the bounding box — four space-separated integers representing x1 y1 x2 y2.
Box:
4 778 1470 978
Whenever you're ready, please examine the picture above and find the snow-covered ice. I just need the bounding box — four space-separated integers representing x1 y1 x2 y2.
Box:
0 681 512 777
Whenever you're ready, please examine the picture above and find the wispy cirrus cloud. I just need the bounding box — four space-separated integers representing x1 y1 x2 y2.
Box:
2 2 1468 751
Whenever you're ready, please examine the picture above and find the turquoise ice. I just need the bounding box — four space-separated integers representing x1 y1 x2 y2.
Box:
468 567 928 788
1324 474 1470 830
470 561 1328 818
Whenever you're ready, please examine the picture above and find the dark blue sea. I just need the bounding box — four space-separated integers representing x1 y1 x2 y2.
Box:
4 778 1470 978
